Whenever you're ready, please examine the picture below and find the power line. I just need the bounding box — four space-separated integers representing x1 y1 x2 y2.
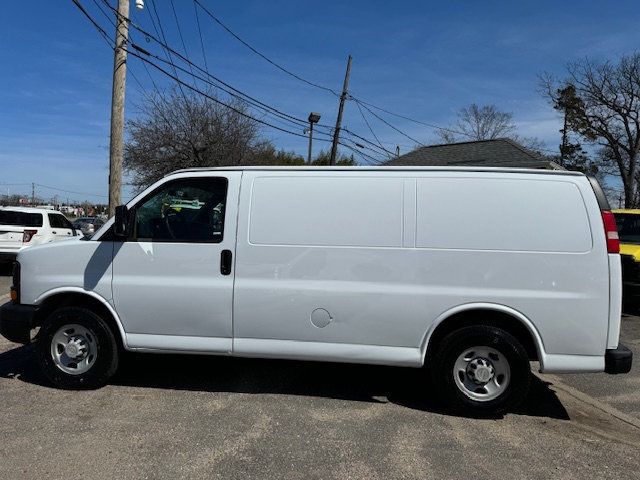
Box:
169 0 196 79
352 98 426 147
98 0 399 160
130 40 332 135
95 0 467 156
88 0 151 97
75 1 390 163
131 47 387 161
192 0 209 72
36 184 108 199
127 47 323 139
100 1 332 139
101 1 325 130
354 100 392 159
349 95 471 139
147 0 189 99
192 0 339 96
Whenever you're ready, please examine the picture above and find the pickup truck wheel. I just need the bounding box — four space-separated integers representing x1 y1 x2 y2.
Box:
431 325 530 415
36 307 119 389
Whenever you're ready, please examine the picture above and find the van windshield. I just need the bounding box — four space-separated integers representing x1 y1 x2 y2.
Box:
0 210 44 227
614 213 640 244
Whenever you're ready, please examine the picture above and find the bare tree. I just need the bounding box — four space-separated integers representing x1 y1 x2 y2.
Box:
438 104 517 143
124 88 269 190
540 53 640 207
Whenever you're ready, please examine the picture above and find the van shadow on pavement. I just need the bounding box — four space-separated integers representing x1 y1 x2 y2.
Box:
0 344 569 420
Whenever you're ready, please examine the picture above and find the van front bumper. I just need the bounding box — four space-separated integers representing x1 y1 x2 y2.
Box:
0 302 37 344
605 344 633 374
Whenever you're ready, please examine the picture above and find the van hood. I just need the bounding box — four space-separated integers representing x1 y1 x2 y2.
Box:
17 236 85 260
17 237 114 305
619 243 640 261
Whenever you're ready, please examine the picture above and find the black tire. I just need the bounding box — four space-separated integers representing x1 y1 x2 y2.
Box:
36 306 119 389
430 325 531 415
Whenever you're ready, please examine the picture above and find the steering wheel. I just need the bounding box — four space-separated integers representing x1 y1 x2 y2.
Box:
162 208 182 240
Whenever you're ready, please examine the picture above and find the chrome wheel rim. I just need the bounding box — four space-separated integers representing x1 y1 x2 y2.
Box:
453 346 510 402
50 324 98 375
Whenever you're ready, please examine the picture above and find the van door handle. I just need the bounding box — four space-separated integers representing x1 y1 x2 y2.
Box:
220 249 232 275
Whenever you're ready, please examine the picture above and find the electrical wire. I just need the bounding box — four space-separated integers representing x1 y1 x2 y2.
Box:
131 48 389 162
100 1 323 129
74 0 389 163
352 98 426 147
169 0 196 79
98 0 400 160
192 0 339 96
147 0 189 99
86 0 150 98
192 0 209 72
191 0 474 143
130 41 332 136
349 95 471 139
354 100 392 159
36 184 108 199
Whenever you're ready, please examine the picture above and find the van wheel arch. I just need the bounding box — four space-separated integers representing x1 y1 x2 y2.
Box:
424 308 540 364
35 293 125 351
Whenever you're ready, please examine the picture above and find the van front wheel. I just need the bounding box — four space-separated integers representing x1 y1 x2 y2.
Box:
431 325 530 414
36 307 119 389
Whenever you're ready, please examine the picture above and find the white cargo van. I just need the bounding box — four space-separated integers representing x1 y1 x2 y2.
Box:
0 167 632 413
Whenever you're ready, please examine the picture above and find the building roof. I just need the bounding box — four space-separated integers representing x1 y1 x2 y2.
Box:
385 138 561 170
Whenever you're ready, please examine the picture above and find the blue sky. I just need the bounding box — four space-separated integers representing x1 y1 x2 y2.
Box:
1 0 639 203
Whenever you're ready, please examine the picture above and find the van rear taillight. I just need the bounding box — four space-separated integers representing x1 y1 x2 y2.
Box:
22 229 37 243
602 211 620 254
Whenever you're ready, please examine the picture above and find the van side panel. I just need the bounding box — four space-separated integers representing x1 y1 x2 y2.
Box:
233 171 610 365
234 171 428 356
415 177 592 252
412 174 609 357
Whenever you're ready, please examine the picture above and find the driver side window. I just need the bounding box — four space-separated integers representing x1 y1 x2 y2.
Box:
133 177 228 243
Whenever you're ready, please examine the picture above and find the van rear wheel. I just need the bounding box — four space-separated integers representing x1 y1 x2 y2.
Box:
36 307 119 389
431 325 530 414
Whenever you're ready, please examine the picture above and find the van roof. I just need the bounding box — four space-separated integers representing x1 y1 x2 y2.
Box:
170 166 584 176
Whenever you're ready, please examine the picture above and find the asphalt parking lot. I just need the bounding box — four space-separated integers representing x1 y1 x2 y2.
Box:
0 270 639 479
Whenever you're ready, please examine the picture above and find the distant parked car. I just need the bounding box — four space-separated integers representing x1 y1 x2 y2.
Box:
72 216 105 237
0 207 80 263
612 209 640 307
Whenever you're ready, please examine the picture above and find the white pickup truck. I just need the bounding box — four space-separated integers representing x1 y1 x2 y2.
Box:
0 207 80 263
0 167 633 414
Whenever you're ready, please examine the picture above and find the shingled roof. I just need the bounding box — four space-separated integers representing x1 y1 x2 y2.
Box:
385 138 561 169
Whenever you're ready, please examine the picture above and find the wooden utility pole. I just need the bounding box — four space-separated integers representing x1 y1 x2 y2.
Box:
329 55 352 165
108 0 130 217
31 183 35 205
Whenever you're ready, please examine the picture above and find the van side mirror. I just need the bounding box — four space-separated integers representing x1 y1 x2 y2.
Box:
113 205 130 238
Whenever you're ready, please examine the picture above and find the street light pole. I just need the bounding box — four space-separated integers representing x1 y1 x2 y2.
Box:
307 112 321 164
307 122 314 164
